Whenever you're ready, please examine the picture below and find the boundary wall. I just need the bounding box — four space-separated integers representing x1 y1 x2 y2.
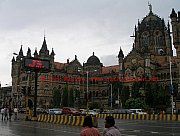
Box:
96 114 180 121
37 114 98 127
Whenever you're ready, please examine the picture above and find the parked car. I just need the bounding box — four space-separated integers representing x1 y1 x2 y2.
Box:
87 110 98 116
62 107 81 116
48 108 62 115
80 109 86 116
36 108 47 114
129 109 147 114
113 109 132 114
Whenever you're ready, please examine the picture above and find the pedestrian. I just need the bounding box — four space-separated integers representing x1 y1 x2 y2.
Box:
8 107 13 121
14 107 18 120
1 107 4 121
80 115 101 136
103 116 121 136
4 108 8 121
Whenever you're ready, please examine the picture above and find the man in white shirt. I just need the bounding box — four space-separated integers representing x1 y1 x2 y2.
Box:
103 116 121 136
1 108 4 121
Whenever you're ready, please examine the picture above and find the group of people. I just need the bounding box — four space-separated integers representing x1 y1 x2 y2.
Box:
81 115 121 136
1 107 18 121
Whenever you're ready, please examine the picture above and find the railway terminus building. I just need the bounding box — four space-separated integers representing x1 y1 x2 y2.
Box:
11 6 180 112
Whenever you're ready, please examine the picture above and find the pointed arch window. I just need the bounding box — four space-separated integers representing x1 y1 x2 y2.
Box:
154 31 163 47
141 32 149 47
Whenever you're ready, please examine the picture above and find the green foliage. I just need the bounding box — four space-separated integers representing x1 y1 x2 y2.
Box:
127 81 171 111
68 88 74 107
52 88 61 108
89 102 100 110
145 82 171 111
125 98 147 109
62 85 68 107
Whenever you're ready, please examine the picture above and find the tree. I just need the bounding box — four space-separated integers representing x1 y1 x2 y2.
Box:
145 82 171 111
68 88 74 107
52 88 61 108
62 85 68 107
125 98 147 109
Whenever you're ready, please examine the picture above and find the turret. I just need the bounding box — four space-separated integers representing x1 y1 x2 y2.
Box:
39 36 49 58
170 9 180 58
118 47 124 72
33 48 38 58
26 47 31 57
16 45 24 61
11 56 15 63
170 8 177 22
50 48 55 58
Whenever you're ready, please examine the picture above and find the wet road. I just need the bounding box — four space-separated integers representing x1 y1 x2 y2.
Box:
0 117 180 136
99 119 180 136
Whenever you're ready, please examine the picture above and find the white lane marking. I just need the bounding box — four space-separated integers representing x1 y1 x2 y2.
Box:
151 131 159 134
133 130 140 132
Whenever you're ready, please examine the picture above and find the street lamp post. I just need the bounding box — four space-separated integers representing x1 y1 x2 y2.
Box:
110 84 113 109
25 71 30 120
169 56 174 115
86 71 89 112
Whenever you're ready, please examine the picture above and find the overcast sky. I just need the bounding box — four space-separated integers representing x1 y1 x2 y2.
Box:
0 0 179 86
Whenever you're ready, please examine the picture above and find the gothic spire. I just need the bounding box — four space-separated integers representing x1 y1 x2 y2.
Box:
50 48 55 56
39 36 49 57
40 36 48 52
118 47 124 58
170 8 177 19
11 56 15 62
34 48 38 58
18 45 24 57
27 47 31 57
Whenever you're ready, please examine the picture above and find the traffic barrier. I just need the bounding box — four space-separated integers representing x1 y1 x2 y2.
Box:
80 116 85 126
172 114 176 121
67 116 72 125
44 114 48 122
71 116 76 126
167 114 171 121
56 115 61 124
50 115 54 123
37 114 41 122
64 115 68 124
36 113 180 127
46 114 49 122
53 115 57 123
146 114 149 120
60 115 64 124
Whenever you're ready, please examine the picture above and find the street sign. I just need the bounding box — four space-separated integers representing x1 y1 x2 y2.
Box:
23 58 50 72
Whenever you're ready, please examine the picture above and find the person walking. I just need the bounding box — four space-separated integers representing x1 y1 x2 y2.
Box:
1 107 4 121
80 115 101 136
4 108 8 121
103 116 121 136
14 107 18 120
8 107 13 121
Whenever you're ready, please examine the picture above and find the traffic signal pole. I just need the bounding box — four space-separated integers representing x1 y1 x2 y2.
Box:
32 70 38 120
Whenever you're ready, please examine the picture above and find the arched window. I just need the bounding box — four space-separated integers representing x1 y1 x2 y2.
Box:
141 32 149 47
154 31 163 47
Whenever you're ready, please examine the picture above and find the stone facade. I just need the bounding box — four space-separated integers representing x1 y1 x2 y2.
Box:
11 6 180 111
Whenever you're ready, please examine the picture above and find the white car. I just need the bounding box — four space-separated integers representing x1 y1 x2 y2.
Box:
129 109 147 114
87 110 98 116
48 108 62 115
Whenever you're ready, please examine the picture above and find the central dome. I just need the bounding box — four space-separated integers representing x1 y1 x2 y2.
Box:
86 52 101 65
